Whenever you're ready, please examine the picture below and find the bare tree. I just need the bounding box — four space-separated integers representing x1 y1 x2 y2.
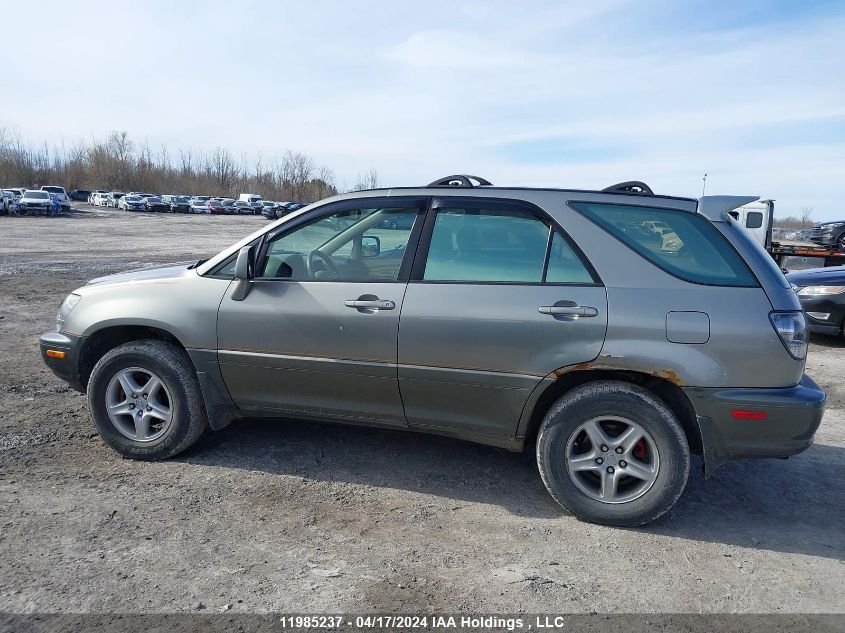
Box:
0 130 340 202
800 206 814 228
352 168 378 192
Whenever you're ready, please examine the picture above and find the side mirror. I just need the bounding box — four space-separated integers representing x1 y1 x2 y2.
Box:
361 235 380 257
234 245 254 280
231 246 255 301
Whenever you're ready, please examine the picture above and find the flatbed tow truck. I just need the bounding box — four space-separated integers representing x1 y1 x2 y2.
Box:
731 200 845 268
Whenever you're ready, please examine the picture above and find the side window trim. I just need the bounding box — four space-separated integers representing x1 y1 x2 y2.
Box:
255 196 430 283
409 196 602 286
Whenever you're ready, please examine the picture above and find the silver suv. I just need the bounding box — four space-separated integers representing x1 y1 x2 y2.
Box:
40 175 826 526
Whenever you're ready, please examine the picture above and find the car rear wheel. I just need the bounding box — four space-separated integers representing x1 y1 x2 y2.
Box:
87 340 208 460
536 381 689 526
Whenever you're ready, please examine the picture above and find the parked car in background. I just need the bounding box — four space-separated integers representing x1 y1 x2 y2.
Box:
18 189 53 215
189 199 211 214
164 195 191 213
118 195 147 211
40 186 71 213
48 193 62 215
68 189 92 202
809 221 845 248
275 201 306 219
38 175 826 527
207 199 228 215
260 201 279 219
232 201 254 215
786 266 845 338
221 199 238 214
144 196 170 212
107 192 126 208
88 190 109 204
1 189 13 214
91 192 110 207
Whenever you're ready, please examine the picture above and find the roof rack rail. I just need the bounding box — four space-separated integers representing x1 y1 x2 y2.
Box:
427 174 493 188
601 181 653 195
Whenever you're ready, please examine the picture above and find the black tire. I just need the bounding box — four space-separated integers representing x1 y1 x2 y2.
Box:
87 339 208 460
536 381 689 527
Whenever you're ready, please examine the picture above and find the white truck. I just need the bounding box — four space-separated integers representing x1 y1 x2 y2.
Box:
238 193 263 214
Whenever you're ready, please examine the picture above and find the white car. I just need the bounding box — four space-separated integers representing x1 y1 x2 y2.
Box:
92 192 110 206
189 199 211 214
118 195 147 211
40 186 71 213
1 189 14 214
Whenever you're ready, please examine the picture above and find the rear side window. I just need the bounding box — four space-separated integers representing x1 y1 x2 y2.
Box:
571 202 758 287
422 206 595 284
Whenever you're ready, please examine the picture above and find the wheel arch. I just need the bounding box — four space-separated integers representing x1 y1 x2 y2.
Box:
78 324 187 389
521 368 702 459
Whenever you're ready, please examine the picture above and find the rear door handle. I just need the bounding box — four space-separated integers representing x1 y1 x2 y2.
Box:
539 305 598 317
345 299 396 310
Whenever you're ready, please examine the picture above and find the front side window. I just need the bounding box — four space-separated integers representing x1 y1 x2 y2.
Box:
572 201 758 287
257 205 420 281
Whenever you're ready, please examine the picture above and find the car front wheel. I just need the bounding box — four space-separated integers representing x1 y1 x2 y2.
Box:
536 381 689 526
87 339 208 460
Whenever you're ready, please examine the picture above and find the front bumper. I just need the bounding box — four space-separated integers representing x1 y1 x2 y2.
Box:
39 331 85 392
684 374 826 476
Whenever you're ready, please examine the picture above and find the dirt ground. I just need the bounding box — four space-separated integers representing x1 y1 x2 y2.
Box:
0 205 843 615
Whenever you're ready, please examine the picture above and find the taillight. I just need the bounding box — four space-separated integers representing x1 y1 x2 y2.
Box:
769 311 808 360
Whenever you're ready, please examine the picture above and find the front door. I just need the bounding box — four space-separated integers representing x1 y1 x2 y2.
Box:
217 197 427 427
398 198 608 438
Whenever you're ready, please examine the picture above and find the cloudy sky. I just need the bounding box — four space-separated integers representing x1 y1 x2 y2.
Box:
3 0 844 219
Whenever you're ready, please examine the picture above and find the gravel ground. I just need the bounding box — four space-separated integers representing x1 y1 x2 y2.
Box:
0 205 843 614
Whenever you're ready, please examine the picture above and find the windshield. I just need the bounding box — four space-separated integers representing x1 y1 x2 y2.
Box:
125 196 142 202
25 191 50 200
42 187 63 194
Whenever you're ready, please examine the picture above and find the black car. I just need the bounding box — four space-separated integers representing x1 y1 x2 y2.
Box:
274 201 306 219
809 221 845 248
786 266 845 337
68 189 92 202
144 196 170 212
168 195 191 213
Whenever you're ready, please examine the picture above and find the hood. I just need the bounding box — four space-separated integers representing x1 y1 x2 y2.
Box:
87 262 197 286
786 266 845 286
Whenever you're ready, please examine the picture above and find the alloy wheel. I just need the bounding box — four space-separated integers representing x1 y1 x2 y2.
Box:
105 367 173 442
565 416 660 504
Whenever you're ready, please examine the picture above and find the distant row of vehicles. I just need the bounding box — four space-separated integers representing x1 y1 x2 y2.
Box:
81 189 306 219
1 186 72 215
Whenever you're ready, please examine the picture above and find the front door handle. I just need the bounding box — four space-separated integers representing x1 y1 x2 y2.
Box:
345 299 396 310
539 305 598 317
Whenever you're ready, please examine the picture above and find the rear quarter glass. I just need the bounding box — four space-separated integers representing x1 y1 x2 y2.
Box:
570 201 758 287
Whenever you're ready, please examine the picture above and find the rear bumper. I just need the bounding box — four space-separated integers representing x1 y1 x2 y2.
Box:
684 374 826 476
39 331 85 392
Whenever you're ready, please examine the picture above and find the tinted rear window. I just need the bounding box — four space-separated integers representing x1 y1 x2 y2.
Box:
571 202 758 287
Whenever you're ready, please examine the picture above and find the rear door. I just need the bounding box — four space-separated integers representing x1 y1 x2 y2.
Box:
398 197 607 438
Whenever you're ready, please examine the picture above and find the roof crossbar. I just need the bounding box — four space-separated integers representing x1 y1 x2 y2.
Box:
427 175 493 188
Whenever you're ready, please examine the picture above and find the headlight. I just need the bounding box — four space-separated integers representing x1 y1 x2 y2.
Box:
56 293 81 331
797 285 845 296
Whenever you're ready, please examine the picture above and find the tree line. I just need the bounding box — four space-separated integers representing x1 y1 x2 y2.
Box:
0 129 379 203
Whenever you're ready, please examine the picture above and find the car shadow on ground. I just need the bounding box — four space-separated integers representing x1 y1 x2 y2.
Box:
810 332 845 348
179 417 845 560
